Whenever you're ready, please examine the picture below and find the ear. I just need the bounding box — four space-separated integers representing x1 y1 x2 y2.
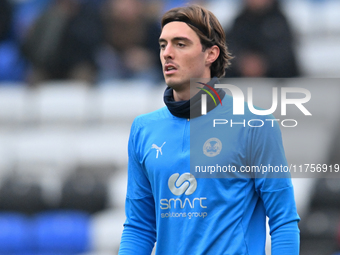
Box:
205 45 220 66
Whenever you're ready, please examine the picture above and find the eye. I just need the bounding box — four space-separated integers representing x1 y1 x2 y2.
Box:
159 44 166 50
177 43 185 48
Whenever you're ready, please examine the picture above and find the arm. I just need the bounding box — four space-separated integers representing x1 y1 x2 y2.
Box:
119 120 156 254
119 197 156 254
250 118 300 255
271 219 300 254
260 184 300 255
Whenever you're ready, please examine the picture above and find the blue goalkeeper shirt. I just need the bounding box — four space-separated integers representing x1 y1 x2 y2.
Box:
119 94 300 255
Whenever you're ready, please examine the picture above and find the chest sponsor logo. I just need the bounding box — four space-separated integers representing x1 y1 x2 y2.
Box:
160 173 208 219
168 173 197 195
203 138 222 157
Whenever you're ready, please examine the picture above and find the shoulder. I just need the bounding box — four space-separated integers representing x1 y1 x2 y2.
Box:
131 106 171 133
220 94 278 121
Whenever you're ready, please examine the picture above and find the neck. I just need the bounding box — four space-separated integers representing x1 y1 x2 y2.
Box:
163 76 225 119
173 88 190 101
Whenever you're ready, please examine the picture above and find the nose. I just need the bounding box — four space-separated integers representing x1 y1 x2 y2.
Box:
162 44 174 60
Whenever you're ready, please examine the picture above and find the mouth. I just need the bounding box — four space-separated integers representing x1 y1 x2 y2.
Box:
164 64 178 75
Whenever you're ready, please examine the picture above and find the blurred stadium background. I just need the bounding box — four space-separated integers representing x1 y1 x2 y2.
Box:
0 0 340 254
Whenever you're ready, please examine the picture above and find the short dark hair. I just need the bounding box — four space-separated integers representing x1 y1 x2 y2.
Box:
161 4 233 78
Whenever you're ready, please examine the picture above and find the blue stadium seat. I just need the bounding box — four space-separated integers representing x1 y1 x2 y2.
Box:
0 41 26 82
18 252 74 255
31 210 91 253
0 212 32 253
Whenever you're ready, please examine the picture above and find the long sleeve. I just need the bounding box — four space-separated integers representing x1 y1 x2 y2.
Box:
119 197 156 254
271 221 300 255
119 120 156 254
260 185 300 255
251 117 300 254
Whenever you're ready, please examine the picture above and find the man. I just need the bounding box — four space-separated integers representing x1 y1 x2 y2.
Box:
225 0 299 77
119 5 300 255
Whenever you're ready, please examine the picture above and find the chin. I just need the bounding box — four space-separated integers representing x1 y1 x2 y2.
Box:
165 76 188 90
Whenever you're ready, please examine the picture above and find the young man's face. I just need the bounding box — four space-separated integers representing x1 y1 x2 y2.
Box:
159 21 210 91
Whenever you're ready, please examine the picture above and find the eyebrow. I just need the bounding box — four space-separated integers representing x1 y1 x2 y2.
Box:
158 37 193 44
